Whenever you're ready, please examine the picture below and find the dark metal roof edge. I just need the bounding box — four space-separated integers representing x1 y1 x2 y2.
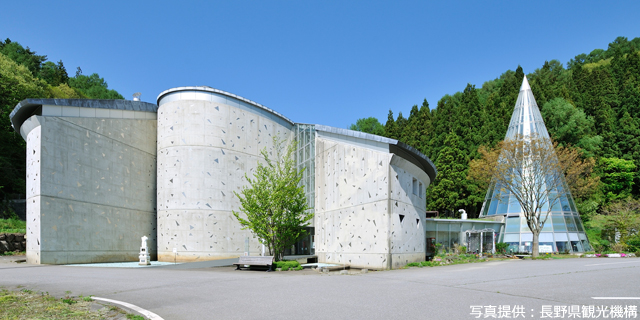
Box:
9 98 158 134
313 124 437 182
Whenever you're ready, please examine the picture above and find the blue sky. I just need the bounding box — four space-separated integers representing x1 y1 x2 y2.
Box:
2 1 639 129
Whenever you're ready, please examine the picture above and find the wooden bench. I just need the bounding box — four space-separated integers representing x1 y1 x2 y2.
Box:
233 256 274 272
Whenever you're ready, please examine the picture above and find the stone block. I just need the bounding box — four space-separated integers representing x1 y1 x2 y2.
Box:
0 240 11 251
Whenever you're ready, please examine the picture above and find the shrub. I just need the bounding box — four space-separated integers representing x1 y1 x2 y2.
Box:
626 236 640 252
294 265 303 271
281 265 289 271
495 242 509 254
611 243 627 253
275 260 300 269
406 262 421 267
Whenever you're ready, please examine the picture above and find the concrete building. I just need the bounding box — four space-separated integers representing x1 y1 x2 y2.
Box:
10 87 437 269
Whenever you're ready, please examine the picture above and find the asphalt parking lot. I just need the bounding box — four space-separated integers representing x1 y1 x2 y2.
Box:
1 257 638 319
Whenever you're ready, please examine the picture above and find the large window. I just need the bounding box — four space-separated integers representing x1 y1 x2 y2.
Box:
294 124 315 210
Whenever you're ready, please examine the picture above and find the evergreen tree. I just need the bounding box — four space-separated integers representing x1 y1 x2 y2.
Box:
426 132 469 217
384 110 398 140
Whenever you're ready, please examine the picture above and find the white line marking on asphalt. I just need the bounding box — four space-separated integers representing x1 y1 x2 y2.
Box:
592 297 640 300
585 260 640 267
92 297 164 320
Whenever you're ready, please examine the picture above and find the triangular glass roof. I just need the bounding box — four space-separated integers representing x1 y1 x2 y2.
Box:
479 76 591 253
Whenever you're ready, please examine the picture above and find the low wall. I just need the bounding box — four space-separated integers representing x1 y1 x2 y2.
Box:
0 233 26 254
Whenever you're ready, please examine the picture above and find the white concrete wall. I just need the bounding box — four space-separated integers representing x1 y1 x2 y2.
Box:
156 96 293 262
388 155 429 268
314 137 429 269
24 115 157 264
314 137 392 269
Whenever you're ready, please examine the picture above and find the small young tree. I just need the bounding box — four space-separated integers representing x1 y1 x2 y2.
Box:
469 135 598 257
232 137 313 261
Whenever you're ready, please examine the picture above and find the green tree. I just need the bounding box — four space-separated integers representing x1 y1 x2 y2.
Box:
426 132 469 217
598 157 636 203
349 117 385 136
0 53 47 199
233 138 313 261
541 97 602 157
384 110 398 140
588 198 640 251
68 68 124 99
38 60 69 86
0 39 47 76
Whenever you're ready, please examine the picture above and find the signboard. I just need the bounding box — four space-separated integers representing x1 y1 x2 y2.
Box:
539 245 553 253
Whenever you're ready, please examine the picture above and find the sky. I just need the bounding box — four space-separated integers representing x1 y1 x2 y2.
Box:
2 1 639 129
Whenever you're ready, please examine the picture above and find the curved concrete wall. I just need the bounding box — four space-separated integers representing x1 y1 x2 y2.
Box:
156 88 294 261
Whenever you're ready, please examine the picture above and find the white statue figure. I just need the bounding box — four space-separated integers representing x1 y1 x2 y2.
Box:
141 236 148 249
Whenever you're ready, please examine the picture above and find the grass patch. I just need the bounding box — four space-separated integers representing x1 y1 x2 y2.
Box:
0 218 26 234
2 251 26 256
405 253 493 268
0 288 146 319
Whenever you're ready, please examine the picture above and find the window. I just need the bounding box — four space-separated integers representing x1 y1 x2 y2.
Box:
419 182 423 198
412 178 418 195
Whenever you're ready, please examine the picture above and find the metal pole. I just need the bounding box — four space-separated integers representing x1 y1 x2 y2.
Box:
492 231 496 254
480 231 483 258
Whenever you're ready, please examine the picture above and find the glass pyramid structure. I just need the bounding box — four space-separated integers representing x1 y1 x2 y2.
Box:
479 76 591 253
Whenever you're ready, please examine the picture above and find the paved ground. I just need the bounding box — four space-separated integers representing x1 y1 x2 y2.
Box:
1 256 639 319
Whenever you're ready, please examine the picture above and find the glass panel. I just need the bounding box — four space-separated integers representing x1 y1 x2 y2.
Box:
541 217 553 231
560 196 571 212
552 216 566 232
488 196 499 215
568 196 577 212
575 217 584 232
556 241 570 253
550 198 562 212
482 199 491 216
571 241 583 252
540 200 549 213
565 216 577 232
505 217 520 232
505 243 519 253
496 194 509 214
521 218 531 232
507 196 522 213
503 234 519 242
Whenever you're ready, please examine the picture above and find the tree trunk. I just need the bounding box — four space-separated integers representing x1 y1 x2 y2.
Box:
532 232 540 258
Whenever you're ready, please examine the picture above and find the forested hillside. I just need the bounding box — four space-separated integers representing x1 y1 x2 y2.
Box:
352 36 640 226
0 38 123 214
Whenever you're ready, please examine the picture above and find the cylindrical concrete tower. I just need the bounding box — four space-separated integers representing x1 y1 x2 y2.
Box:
156 87 294 262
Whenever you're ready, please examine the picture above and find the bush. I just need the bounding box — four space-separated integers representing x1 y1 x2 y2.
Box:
495 242 509 254
281 265 289 271
275 260 300 269
625 236 640 252
611 243 627 253
294 266 303 271
407 262 421 267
